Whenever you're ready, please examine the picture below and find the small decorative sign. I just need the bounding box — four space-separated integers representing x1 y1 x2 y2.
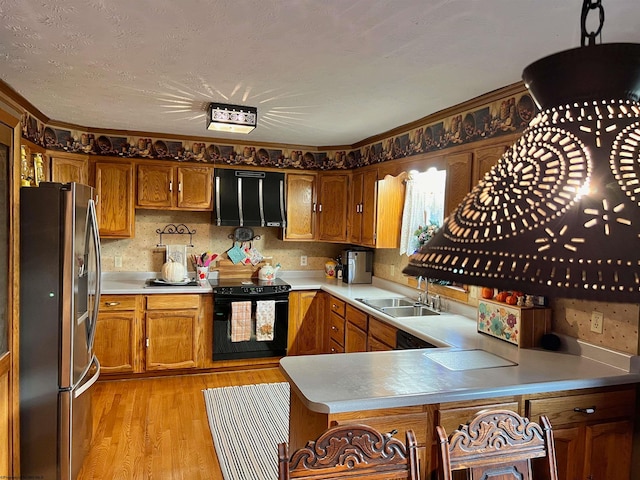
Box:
477 299 551 348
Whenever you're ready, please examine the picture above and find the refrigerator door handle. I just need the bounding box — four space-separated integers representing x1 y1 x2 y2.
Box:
87 198 102 353
74 356 100 399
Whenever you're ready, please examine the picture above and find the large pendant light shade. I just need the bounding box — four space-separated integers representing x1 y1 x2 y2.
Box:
404 43 640 302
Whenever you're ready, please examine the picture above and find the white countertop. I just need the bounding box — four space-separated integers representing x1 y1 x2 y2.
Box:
101 270 640 414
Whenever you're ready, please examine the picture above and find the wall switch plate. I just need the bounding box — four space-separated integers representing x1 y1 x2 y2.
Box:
300 255 307 266
590 310 604 333
114 255 122 268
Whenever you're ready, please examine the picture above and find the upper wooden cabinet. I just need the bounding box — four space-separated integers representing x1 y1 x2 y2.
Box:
284 172 317 241
317 172 349 242
472 143 510 184
284 171 349 242
444 151 473 217
348 170 377 246
94 159 135 238
136 162 213 211
49 152 89 185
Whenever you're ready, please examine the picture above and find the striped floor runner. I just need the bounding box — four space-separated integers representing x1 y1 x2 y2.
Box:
203 382 290 480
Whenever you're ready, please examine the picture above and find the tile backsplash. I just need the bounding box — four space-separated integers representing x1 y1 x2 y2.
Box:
100 210 343 274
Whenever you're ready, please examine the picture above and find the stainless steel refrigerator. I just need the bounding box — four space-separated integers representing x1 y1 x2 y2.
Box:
20 182 102 480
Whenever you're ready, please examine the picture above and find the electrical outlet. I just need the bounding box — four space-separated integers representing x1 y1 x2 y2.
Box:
114 255 122 268
590 310 604 333
390 265 395 276
300 255 307 266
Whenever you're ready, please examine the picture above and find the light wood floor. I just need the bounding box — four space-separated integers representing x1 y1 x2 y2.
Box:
78 367 286 480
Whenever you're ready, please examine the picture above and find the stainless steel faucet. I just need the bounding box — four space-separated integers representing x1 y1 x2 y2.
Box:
416 276 425 304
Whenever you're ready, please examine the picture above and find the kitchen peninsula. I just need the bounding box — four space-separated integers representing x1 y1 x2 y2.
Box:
279 275 640 480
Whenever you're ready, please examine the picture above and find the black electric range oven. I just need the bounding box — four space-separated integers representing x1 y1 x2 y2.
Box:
210 278 291 360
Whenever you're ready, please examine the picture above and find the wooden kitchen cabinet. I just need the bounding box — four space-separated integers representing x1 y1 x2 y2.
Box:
94 295 143 374
344 304 368 353
284 172 317 240
49 151 89 184
526 385 636 480
317 172 349 242
136 162 213 211
444 151 472 217
288 290 326 355
472 142 509 184
348 169 377 246
93 159 135 238
144 294 200 371
367 317 397 351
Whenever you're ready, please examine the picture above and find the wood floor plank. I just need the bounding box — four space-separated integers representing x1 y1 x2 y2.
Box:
78 368 286 479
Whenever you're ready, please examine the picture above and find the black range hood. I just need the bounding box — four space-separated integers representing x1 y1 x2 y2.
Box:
214 169 286 227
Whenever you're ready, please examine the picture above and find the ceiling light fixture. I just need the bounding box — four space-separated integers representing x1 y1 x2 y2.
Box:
404 0 640 302
207 103 257 134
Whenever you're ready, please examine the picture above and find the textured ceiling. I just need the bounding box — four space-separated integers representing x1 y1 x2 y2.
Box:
1 0 639 147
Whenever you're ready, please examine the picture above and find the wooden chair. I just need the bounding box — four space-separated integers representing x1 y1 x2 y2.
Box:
436 409 558 480
278 423 420 479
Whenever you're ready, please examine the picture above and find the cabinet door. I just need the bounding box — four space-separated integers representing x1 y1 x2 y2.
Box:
345 322 367 353
374 173 406 248
50 155 88 184
288 290 326 355
348 172 363 244
317 173 349 242
177 166 213 210
94 295 141 374
547 426 583 480
285 173 316 240
444 152 472 217
584 420 633 480
95 161 135 238
136 163 174 208
359 170 378 246
95 310 137 373
145 310 197 370
473 143 509 184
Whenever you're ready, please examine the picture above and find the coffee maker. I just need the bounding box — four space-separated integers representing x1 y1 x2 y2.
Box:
342 249 373 284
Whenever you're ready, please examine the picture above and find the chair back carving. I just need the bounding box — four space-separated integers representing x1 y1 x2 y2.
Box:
436 409 558 480
278 424 420 479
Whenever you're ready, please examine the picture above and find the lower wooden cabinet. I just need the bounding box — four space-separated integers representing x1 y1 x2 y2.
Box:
526 385 636 480
95 293 205 376
344 304 368 353
288 290 326 355
144 295 199 371
367 317 397 351
94 295 142 374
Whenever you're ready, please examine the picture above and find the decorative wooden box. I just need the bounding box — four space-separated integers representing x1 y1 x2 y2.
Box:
477 299 551 348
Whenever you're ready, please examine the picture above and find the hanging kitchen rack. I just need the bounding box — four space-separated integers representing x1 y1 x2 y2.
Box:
156 223 196 247
228 226 261 242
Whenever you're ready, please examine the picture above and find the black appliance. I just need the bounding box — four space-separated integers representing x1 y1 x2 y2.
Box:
395 330 436 350
211 277 290 360
214 169 286 227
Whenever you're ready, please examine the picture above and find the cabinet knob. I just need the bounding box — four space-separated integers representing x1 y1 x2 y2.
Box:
105 301 120 307
169 180 173 192
573 406 596 414
331 326 337 331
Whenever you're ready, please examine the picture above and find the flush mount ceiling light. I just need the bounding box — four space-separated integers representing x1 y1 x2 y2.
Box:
404 0 640 302
207 103 257 134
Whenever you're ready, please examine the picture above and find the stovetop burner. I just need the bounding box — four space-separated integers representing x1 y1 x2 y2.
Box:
210 277 291 295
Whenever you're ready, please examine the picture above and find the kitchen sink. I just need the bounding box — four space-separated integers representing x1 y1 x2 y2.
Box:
356 297 416 308
381 305 439 317
356 297 439 317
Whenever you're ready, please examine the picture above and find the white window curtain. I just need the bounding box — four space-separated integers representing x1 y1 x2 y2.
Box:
399 169 446 256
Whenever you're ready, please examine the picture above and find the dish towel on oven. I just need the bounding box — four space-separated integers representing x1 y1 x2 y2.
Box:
255 300 275 341
231 301 252 342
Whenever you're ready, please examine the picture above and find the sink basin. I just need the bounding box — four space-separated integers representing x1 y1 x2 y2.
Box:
381 305 439 317
357 297 416 308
